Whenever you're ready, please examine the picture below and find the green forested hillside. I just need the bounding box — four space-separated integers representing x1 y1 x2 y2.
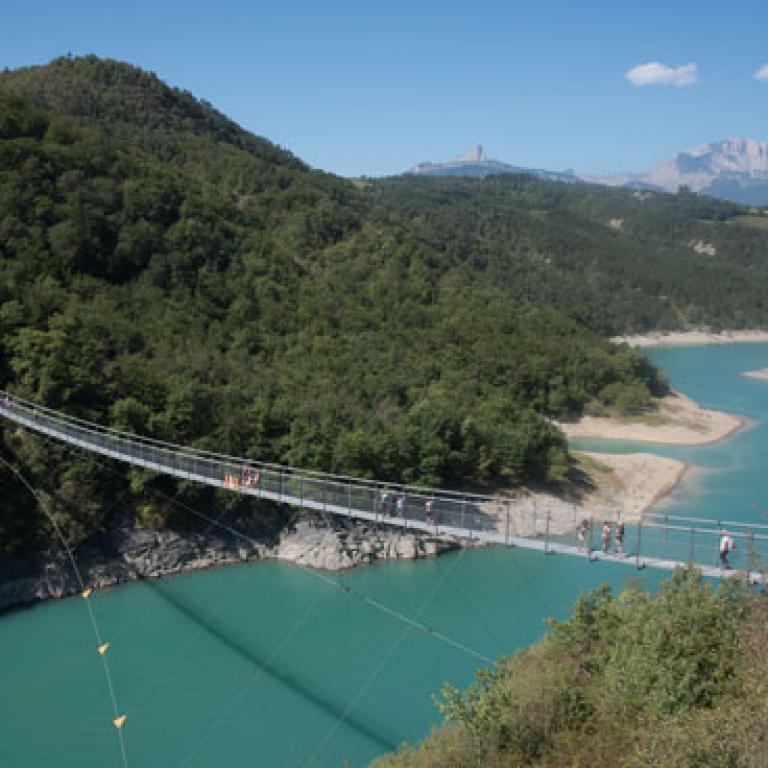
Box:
368 175 768 333
0 66 660 553
375 569 767 768
0 56 766 555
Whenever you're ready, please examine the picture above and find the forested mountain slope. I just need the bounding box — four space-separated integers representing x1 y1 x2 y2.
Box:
368 175 768 333
0 56 766 556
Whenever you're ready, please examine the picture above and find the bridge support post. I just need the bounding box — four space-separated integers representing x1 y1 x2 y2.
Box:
545 506 551 554
688 526 695 566
635 516 644 570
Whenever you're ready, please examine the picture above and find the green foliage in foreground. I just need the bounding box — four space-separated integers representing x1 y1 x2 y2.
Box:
375 569 767 768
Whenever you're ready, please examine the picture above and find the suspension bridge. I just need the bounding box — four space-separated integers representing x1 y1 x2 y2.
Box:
1 391 766 582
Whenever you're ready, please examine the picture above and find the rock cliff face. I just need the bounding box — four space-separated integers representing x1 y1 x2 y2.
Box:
583 138 768 205
0 513 462 613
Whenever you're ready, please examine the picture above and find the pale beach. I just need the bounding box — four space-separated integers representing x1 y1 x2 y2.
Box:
487 450 687 537
612 330 768 348
742 368 768 381
555 391 744 446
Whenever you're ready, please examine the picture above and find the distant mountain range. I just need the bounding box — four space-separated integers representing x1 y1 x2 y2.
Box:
409 145 579 184
409 140 768 205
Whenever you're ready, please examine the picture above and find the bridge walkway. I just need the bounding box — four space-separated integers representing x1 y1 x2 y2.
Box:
1 392 766 583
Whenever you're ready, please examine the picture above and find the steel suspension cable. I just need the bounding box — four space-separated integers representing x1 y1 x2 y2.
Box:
0 455 129 768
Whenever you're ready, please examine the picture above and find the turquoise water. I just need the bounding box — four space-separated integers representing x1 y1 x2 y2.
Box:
1 343 767 767
574 343 768 525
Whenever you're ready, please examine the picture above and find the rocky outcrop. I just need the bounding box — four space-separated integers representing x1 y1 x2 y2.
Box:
275 519 460 570
0 513 464 613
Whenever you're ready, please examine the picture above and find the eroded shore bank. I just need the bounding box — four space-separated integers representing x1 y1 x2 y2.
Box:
0 513 464 613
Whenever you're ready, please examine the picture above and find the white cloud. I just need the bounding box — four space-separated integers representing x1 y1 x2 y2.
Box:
755 64 768 82
625 62 698 87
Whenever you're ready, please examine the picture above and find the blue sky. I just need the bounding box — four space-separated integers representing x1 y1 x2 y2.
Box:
2 0 767 176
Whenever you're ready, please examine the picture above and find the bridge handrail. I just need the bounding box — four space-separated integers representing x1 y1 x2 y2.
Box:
644 511 768 532
642 521 768 541
0 390 502 504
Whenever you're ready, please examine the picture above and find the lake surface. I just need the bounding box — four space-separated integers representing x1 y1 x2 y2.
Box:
2 343 767 768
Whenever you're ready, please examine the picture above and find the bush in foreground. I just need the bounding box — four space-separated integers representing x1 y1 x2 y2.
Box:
374 569 768 768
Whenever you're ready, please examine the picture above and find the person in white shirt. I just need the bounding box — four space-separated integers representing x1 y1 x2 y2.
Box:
719 530 735 569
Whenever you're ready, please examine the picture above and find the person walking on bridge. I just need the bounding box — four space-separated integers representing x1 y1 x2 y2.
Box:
601 521 612 554
719 530 735 569
615 522 625 555
577 519 588 551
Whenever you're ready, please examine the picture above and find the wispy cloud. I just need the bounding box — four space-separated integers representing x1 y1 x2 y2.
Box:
755 64 768 82
625 62 698 87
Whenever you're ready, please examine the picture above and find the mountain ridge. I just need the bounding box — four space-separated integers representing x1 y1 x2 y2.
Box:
409 144 578 183
585 137 768 205
409 140 768 205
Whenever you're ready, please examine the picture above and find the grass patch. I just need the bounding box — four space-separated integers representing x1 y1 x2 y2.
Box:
573 452 614 477
730 214 768 231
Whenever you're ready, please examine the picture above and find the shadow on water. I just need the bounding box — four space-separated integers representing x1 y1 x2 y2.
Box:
144 577 400 754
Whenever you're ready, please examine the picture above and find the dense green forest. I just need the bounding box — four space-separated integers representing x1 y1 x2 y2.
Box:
375 568 768 768
369 176 768 334
0 56 767 553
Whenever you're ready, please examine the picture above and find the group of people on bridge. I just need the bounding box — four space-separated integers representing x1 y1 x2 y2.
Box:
577 517 739 570
379 491 435 523
577 519 626 556
223 466 261 491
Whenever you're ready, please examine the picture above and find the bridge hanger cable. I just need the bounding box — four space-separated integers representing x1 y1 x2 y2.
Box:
0 455 129 768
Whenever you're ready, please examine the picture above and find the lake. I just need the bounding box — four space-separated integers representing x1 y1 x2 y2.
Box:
1 342 767 767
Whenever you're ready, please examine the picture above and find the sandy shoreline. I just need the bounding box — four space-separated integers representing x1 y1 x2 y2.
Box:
555 391 744 446
522 388 745 535
612 330 768 348
742 368 768 382
482 451 687 538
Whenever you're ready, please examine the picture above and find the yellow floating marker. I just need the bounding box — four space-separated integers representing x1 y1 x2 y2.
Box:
81 587 93 599
98 642 110 656
113 714 127 730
